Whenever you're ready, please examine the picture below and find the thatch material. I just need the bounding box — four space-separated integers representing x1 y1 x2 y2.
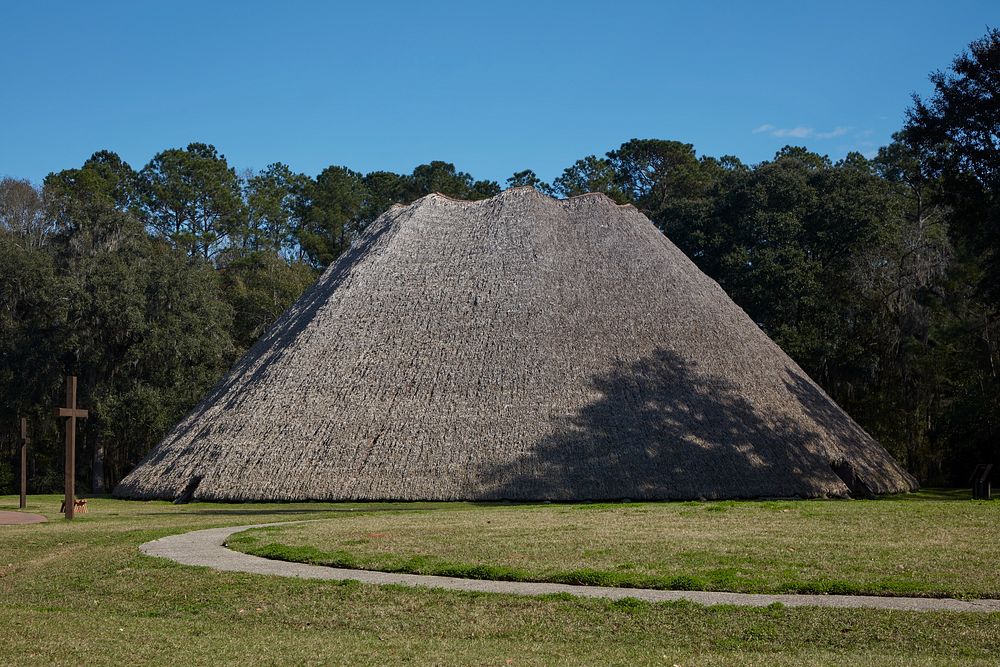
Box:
114 187 918 502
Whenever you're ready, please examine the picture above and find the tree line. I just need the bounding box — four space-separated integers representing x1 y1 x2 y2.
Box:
1 29 996 493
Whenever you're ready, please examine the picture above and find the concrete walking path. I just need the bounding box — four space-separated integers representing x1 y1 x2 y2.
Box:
140 522 1000 613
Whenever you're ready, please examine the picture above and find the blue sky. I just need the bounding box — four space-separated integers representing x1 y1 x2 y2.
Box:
1 1 996 185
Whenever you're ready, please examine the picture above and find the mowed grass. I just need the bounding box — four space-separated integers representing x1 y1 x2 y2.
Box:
0 494 997 666
229 490 1000 598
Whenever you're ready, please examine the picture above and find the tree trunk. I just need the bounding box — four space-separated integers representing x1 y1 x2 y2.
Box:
92 437 106 494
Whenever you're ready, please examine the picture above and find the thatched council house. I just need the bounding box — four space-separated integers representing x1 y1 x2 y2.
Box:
115 187 917 502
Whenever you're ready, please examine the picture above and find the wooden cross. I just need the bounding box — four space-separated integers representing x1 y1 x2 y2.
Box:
19 417 29 510
55 376 88 520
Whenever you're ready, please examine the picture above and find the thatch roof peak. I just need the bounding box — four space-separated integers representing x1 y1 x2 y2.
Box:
407 186 635 211
115 187 917 502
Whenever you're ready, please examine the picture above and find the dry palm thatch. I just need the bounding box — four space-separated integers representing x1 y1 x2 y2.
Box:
115 187 917 502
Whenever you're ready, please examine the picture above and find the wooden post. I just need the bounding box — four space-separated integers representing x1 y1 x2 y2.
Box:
19 417 29 510
970 464 994 500
55 376 88 520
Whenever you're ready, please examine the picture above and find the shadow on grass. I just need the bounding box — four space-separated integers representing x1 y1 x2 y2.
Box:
137 501 531 516
170 490 972 513
897 488 972 501
136 509 356 516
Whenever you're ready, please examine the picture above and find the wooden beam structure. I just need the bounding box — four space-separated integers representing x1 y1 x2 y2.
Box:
55 377 88 520
19 417 29 510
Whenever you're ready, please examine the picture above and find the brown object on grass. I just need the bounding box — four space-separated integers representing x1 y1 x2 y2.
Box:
114 187 917 502
58 498 88 514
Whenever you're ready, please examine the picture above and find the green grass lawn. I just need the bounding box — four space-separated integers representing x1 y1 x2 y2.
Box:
228 489 1000 599
0 493 998 666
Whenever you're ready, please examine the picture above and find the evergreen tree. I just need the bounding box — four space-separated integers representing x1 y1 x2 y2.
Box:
139 143 246 259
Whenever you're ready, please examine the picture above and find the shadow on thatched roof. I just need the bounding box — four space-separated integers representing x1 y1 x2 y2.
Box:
479 348 904 500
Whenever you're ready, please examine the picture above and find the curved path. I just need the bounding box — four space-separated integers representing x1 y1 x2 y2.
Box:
141 522 1000 613
0 511 47 525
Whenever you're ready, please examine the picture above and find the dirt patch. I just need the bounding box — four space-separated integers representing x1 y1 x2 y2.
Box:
0 511 47 525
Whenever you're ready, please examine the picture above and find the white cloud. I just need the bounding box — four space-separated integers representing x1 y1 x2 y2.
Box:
774 126 814 138
752 124 854 140
815 126 851 139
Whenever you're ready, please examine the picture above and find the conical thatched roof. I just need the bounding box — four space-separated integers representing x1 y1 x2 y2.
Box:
115 187 917 502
